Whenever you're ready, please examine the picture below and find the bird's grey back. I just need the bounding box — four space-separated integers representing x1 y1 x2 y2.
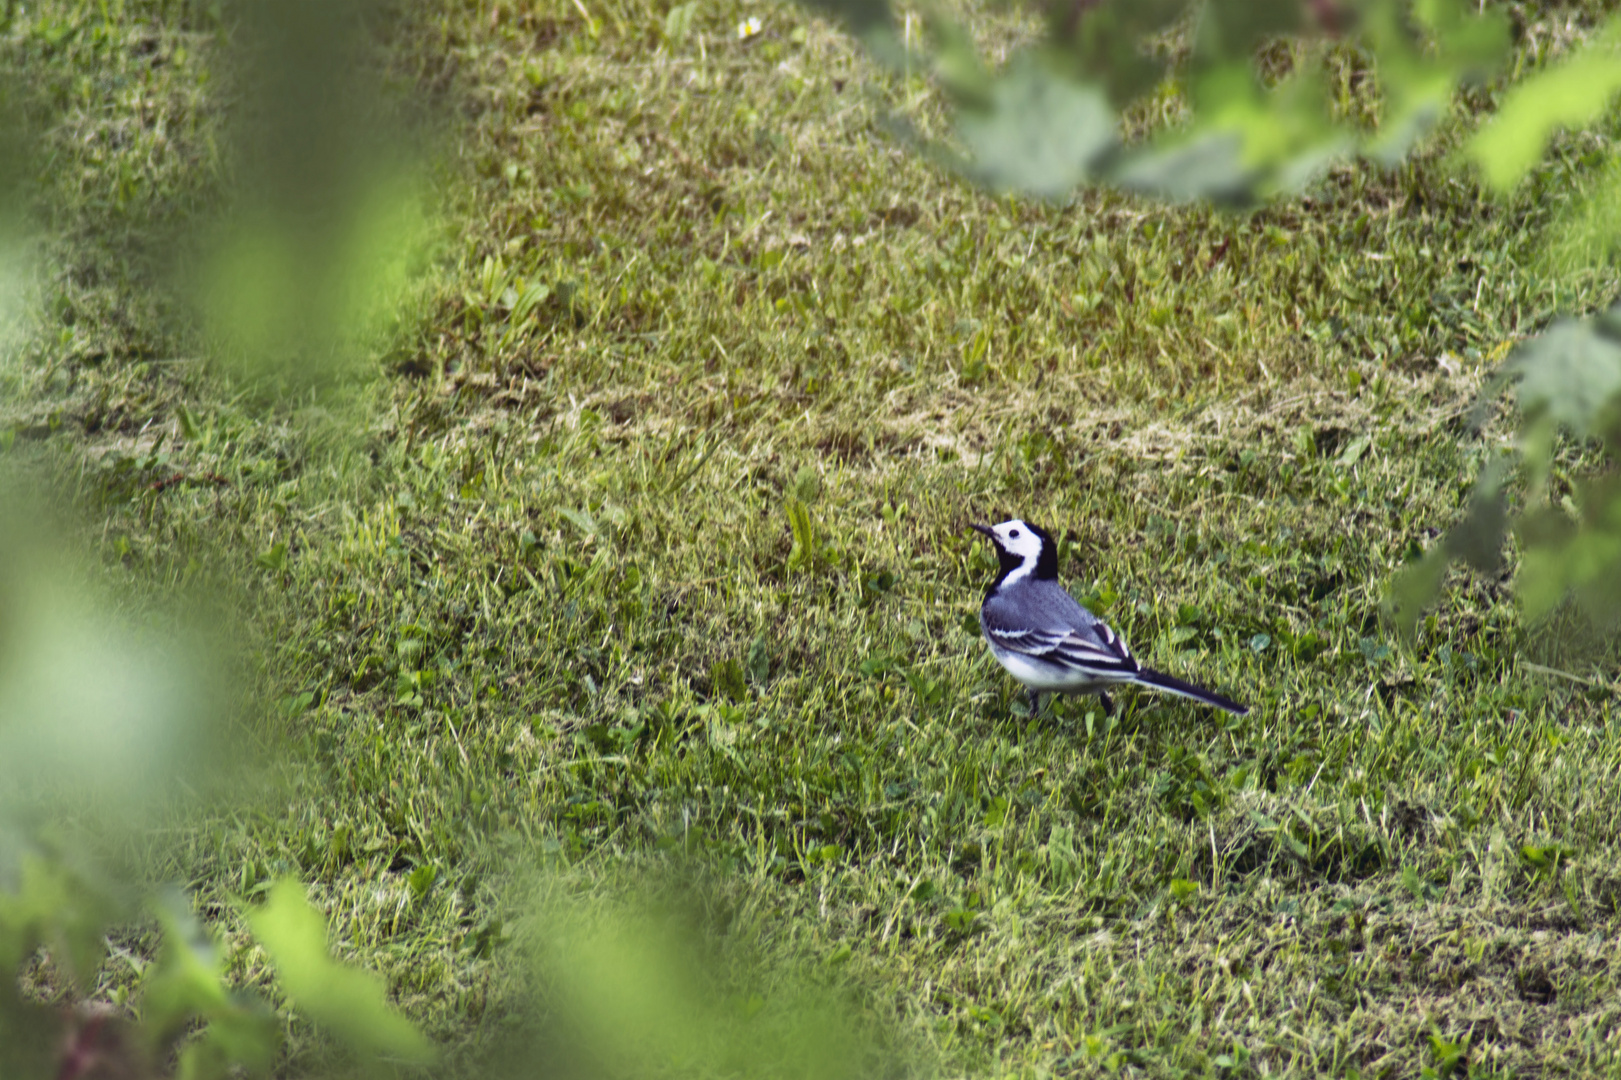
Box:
981 579 1103 635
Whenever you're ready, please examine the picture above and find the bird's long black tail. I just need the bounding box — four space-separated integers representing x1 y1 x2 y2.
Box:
1133 668 1248 715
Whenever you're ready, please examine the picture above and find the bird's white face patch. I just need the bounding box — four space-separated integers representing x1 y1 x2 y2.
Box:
988 519 1045 564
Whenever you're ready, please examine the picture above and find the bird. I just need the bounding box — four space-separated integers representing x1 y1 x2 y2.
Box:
970 518 1248 718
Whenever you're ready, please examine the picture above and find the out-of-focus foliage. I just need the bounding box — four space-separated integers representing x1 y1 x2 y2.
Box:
1465 17 1621 192
1394 5 1621 632
1451 312 1621 629
0 495 432 1076
0 526 214 819
141 893 280 1078
814 0 1510 202
473 877 910 1080
248 880 436 1065
201 0 429 398
808 0 1621 634
0 0 438 1072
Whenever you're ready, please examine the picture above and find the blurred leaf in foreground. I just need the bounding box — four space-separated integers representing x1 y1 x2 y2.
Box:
476 873 913 1080
201 0 431 397
0 488 221 824
248 879 436 1065
1397 316 1621 630
954 56 1116 198
827 0 1511 204
1465 14 1621 192
142 891 279 1076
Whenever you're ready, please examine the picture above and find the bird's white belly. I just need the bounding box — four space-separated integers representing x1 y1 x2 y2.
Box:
987 642 1120 693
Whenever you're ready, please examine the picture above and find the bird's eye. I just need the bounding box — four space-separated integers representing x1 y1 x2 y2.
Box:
1008 529 1021 538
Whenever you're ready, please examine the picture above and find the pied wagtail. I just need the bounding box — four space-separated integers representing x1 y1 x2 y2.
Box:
971 519 1248 717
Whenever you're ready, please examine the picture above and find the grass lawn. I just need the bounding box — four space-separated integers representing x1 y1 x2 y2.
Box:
6 0 1621 1075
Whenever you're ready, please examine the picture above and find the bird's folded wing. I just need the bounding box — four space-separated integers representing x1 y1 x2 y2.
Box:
983 624 1140 676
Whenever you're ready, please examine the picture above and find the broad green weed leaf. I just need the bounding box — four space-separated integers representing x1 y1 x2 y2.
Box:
509 280 551 324
858 652 893 677
248 880 434 1064
786 497 816 570
407 864 438 902
1466 15 1621 191
558 505 598 537
175 402 201 441
254 542 287 571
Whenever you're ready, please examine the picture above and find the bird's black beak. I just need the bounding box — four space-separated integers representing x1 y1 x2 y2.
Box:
969 523 996 540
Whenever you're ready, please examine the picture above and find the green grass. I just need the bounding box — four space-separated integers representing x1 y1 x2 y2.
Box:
6 0 1621 1076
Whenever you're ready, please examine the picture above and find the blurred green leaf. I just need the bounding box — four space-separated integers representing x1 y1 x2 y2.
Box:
1198 0 1306 59
1466 15 1621 191
143 893 278 1074
407 864 438 902
1446 483 1508 576
1399 314 1621 628
1115 130 1254 204
1511 317 1621 438
1389 543 1450 632
1516 483 1621 626
0 527 214 819
1047 0 1185 105
248 879 435 1064
955 55 1116 197
795 0 899 62
928 13 993 108
0 850 113 984
1364 0 1508 164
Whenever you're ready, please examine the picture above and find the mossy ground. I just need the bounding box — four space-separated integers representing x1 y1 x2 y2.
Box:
5 0 1621 1076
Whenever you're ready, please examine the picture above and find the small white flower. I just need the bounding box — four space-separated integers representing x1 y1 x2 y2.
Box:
737 16 761 39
